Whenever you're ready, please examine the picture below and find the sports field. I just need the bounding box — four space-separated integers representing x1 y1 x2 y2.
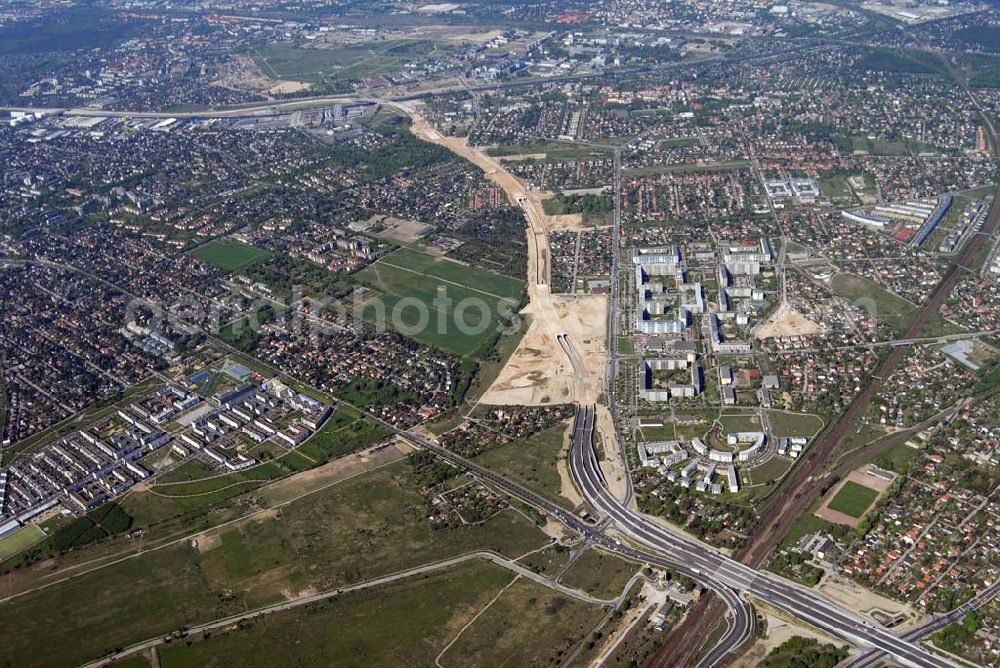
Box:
0 524 45 560
192 239 271 271
356 247 525 356
827 481 879 518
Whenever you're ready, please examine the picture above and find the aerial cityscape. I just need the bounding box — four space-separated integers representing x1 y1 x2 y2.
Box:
0 0 998 666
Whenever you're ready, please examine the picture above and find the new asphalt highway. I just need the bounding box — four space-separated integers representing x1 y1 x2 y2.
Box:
567 405 959 668
847 579 1000 668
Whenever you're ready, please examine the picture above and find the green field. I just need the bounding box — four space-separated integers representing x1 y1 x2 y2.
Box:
294 406 391 463
518 543 571 577
559 548 639 600
487 141 613 161
192 240 271 272
829 273 915 334
624 160 750 177
279 462 549 592
156 557 607 667
0 542 221 668
819 174 858 203
0 380 6 442
121 450 315 529
718 413 764 434
252 40 440 85
766 411 824 438
828 481 879 518
0 459 552 667
356 246 525 356
381 247 525 301
0 524 45 560
780 499 840 549
658 136 701 148
744 456 793 486
875 441 924 475
474 422 574 509
439 575 606 666
159 561 514 667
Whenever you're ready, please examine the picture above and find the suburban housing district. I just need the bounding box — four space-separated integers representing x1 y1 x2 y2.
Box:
0 1 999 667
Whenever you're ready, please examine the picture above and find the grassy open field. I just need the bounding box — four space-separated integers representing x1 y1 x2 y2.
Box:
828 481 879 518
779 498 840 549
355 246 525 356
438 575 607 666
473 422 574 509
158 561 514 667
110 655 153 668
0 524 45 560
0 381 6 443
875 441 924 474
744 456 793 486
829 273 915 334
0 542 220 668
766 411 824 438
718 412 764 434
624 160 750 177
559 548 639 600
294 406 392 463
0 459 552 667
518 543 572 577
487 141 612 161
154 459 217 484
192 240 271 272
252 40 440 85
380 247 525 301
121 451 315 529
280 462 549 591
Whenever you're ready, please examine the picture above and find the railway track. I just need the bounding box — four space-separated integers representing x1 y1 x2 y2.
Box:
648 75 1000 668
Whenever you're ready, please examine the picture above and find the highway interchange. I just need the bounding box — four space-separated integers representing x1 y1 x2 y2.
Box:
3 33 988 666
389 400 961 668
566 405 961 668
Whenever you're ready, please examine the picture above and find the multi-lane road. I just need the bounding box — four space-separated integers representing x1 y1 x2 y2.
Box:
567 405 755 667
567 404 960 668
847 579 1000 668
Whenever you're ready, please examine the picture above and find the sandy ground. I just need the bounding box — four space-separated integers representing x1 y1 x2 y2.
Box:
816 573 924 628
398 102 633 504
596 404 629 502
402 103 609 408
541 516 576 542
546 212 587 231
215 54 314 97
438 28 508 43
732 607 847 668
590 582 659 666
480 317 575 404
497 153 547 162
531 191 592 231
267 80 312 94
258 440 409 506
557 423 585 508
195 532 221 553
814 467 894 528
481 293 607 405
755 301 822 340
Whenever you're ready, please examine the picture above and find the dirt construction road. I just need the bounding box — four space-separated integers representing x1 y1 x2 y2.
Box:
401 103 608 409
